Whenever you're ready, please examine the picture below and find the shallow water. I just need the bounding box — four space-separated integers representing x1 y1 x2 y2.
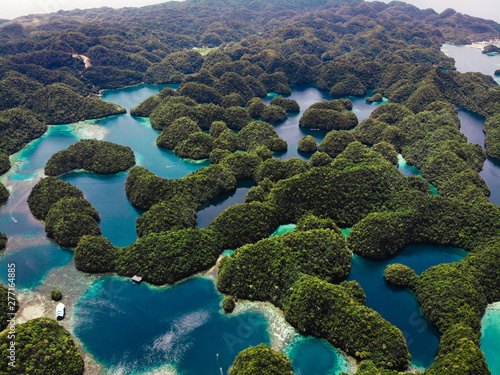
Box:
481 304 500 375
270 223 297 237
0 241 73 290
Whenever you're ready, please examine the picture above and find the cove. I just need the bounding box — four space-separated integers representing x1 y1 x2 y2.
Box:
99 84 208 180
347 244 467 369
0 78 488 374
60 173 142 248
69 86 356 375
73 276 270 375
457 108 500 206
0 123 105 288
285 336 349 375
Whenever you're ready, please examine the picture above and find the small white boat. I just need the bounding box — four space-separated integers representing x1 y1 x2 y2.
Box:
56 303 65 320
132 275 142 283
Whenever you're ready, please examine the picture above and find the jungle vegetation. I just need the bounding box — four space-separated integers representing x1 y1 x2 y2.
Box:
0 181 8 204
0 153 10 175
0 232 6 250
0 318 84 374
1 0 499 159
28 178 101 247
229 344 294 375
44 139 135 175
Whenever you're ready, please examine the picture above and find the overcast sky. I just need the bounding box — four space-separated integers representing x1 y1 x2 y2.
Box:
1 0 499 22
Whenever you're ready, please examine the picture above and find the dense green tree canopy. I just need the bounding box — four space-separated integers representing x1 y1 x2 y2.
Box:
0 232 6 250
27 177 84 220
0 318 84 375
218 228 351 302
230 344 294 375
45 139 135 176
0 108 47 155
297 135 318 153
0 182 8 204
282 275 411 370
0 152 10 175
117 228 219 285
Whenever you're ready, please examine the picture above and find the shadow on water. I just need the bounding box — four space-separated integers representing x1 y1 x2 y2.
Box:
196 180 255 228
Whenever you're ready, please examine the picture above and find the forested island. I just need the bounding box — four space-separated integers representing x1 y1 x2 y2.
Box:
0 0 500 374
44 139 136 175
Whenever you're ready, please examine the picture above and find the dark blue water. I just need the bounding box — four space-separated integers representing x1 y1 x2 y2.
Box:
196 180 255 228
74 276 270 375
347 244 467 369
